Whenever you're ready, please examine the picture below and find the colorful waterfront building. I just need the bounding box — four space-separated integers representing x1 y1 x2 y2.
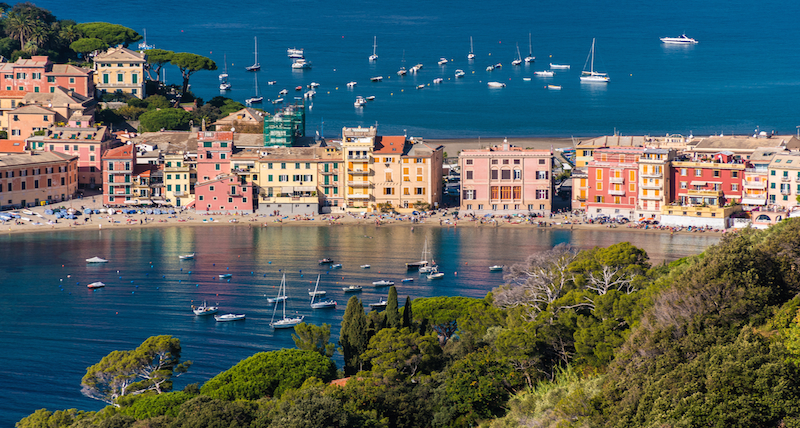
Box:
193 131 254 213
0 151 78 209
213 107 265 133
584 147 644 220
33 121 115 189
92 46 147 99
241 145 341 215
459 141 553 216
162 151 195 208
635 148 676 221
0 56 95 98
740 147 778 208
0 90 26 134
766 151 800 210
341 126 376 211
101 145 135 206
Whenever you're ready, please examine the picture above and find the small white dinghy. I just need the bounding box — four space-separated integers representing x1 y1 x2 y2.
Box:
87 282 105 289
86 257 108 263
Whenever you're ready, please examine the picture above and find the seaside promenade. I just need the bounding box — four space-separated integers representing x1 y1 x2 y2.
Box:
1 191 726 237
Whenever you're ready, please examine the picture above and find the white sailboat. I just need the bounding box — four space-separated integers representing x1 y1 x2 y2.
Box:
525 33 535 63
270 274 304 329
369 36 378 61
310 275 336 309
138 29 154 51
219 54 231 91
406 238 430 269
246 37 260 71
245 74 262 104
468 36 475 60
512 43 522 66
580 38 609 83
419 240 438 274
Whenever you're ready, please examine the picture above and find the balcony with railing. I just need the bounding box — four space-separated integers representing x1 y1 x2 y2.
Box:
781 176 792 182
687 189 722 197
260 193 318 204
640 183 661 190
609 176 624 183
347 193 371 199
320 169 339 175
348 168 371 175
641 171 662 178
347 155 370 160
608 189 626 196
640 194 662 200
743 180 767 189
781 189 792 195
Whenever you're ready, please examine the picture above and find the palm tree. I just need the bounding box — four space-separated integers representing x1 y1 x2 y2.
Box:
26 25 49 54
59 24 81 44
5 11 35 51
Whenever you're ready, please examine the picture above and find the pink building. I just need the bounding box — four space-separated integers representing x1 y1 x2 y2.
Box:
585 147 644 220
8 104 56 138
458 141 553 216
0 56 95 98
101 145 135 206
34 122 116 189
194 131 254 213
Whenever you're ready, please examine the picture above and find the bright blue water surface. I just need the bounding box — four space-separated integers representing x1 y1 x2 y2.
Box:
35 0 800 138
0 225 719 423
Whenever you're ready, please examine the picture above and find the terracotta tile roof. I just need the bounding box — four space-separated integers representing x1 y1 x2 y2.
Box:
0 151 76 166
374 136 406 154
48 64 92 76
0 90 26 98
94 46 146 62
103 145 135 159
12 105 56 115
0 140 26 152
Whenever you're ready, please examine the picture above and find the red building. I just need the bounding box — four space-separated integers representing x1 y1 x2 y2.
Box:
101 145 135 206
670 155 745 207
194 131 254 213
585 147 644 220
35 122 116 189
0 56 95 98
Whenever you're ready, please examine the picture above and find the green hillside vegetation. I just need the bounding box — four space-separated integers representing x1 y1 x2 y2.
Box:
18 220 800 427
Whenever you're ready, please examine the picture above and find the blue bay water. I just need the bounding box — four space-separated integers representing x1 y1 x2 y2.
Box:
0 224 719 424
35 0 800 138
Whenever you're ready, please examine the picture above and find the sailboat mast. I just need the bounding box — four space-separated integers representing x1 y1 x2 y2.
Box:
528 33 532 55
590 38 595 73
254 37 258 64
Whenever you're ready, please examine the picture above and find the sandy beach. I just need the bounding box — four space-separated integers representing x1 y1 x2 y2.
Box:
0 192 726 238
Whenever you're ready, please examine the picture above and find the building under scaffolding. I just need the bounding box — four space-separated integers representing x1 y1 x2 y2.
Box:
263 101 305 147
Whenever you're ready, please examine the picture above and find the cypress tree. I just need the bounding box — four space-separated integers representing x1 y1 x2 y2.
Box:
339 295 368 375
402 295 414 329
386 286 400 328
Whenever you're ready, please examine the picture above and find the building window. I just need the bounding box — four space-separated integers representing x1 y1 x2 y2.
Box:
69 77 75 84
501 170 511 180
732 170 739 178
536 189 549 199
465 159 473 165
491 169 498 179
680 182 687 189
463 189 475 200
281 163 286 169
132 74 138 84
466 171 473 180
536 171 548 180
695 169 702 177
513 169 521 180
731 183 739 191
117 74 123 82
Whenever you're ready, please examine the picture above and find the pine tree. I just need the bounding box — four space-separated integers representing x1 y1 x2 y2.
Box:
402 295 414 329
339 296 368 375
386 286 400 328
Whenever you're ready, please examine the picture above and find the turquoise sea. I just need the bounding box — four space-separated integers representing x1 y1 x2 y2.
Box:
35 0 800 139
0 225 720 423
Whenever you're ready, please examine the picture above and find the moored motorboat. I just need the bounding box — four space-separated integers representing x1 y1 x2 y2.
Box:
489 265 504 271
487 81 506 88
343 285 363 292
547 85 562 90
267 295 288 304
372 280 395 287
192 300 218 315
438 57 448 65
354 96 367 107
361 264 371 269
550 63 570 69
401 278 414 283
486 65 494 71
534 70 554 77
455 69 465 78
291 59 311 69
319 258 334 264
215 313 245 322
219 273 232 279
433 78 443 84
86 256 108 263
397 67 407 76
427 272 445 280
366 95 375 101
308 289 327 297
369 298 388 309
87 281 105 289
331 263 343 269
346 81 357 87
179 253 195 260
660 34 698 44
370 76 383 82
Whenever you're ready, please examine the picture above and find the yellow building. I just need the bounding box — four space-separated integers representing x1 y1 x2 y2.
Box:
163 151 195 207
93 46 147 98
234 145 343 215
341 126 443 213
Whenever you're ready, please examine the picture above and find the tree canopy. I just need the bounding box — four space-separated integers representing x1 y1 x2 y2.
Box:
80 335 191 406
138 108 193 132
169 52 216 100
69 37 107 60
74 22 141 46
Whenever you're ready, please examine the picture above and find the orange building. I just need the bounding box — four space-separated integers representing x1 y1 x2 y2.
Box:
0 151 78 209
